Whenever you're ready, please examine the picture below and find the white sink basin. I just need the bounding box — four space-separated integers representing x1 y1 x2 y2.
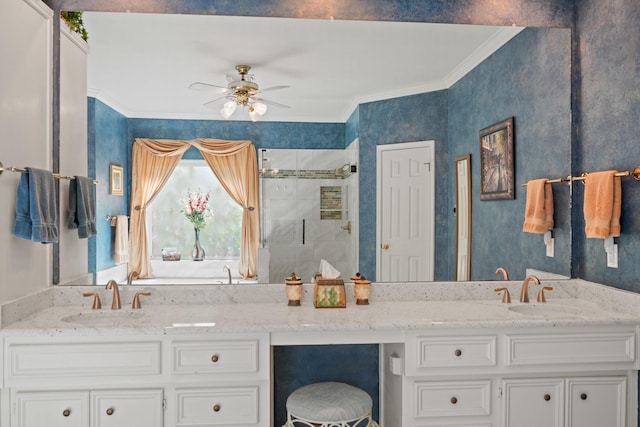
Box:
508 304 584 318
61 310 145 325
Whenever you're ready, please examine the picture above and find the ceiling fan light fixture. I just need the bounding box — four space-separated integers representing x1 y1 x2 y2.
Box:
249 102 267 122
221 101 237 119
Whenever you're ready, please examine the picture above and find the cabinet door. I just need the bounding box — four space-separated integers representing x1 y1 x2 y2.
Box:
502 379 563 427
92 389 163 427
567 377 626 427
14 391 89 427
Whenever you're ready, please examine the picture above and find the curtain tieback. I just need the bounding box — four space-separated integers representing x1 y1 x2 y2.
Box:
244 206 255 211
134 205 144 211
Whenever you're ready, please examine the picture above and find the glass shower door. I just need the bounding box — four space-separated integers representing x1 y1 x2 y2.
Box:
260 148 358 283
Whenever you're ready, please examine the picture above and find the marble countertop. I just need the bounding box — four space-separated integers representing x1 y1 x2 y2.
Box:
1 279 639 339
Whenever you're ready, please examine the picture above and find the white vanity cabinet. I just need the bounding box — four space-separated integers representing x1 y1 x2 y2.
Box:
382 326 638 427
168 336 270 426
3 333 270 427
502 376 627 427
14 389 163 427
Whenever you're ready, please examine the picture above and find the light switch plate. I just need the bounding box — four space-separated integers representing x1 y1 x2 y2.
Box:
546 237 554 258
607 243 618 268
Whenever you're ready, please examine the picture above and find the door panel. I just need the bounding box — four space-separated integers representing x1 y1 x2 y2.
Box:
377 141 435 282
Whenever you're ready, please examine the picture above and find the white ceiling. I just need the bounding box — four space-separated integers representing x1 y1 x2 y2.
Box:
83 13 523 123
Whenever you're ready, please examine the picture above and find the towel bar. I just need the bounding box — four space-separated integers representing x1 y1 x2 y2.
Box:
521 165 640 187
0 162 98 184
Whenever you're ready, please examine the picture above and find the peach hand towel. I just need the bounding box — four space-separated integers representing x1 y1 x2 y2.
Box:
112 215 129 264
584 170 621 238
523 178 554 234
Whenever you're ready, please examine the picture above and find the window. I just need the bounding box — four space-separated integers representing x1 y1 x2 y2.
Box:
149 160 242 259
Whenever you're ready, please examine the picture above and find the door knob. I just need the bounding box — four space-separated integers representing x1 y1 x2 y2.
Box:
381 243 389 250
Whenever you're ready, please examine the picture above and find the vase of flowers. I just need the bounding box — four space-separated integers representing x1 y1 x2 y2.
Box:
180 190 214 261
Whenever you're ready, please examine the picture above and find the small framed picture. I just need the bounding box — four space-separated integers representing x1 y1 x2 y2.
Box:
480 117 515 200
109 164 124 196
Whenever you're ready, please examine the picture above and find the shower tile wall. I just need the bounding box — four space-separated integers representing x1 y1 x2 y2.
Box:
262 149 357 283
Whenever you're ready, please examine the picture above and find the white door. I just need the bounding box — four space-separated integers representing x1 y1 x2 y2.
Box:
14 391 90 427
377 141 434 282
502 378 564 427
566 377 626 427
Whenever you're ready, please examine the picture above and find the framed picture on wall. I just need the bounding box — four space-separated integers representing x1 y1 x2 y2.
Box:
480 117 514 200
109 164 124 196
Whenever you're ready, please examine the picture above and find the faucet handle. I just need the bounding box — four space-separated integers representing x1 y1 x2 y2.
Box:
83 292 102 309
132 291 151 309
495 287 511 303
537 286 554 303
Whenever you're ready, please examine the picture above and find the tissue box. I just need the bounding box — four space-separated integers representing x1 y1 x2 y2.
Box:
314 278 346 308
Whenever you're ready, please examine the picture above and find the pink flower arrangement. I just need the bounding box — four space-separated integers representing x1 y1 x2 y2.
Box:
180 190 214 229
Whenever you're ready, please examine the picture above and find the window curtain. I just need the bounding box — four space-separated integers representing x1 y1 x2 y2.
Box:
129 139 190 278
191 139 259 279
128 138 259 279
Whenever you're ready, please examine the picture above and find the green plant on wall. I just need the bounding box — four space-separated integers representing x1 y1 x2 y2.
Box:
61 11 88 41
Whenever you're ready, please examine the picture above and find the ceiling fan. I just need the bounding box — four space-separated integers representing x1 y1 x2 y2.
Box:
189 64 290 121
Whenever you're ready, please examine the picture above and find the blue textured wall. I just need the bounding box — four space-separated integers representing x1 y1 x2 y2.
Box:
358 91 450 280
574 0 640 290
449 27 572 280
88 98 129 273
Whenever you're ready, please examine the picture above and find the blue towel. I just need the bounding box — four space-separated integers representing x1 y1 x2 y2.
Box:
13 168 59 243
67 176 97 238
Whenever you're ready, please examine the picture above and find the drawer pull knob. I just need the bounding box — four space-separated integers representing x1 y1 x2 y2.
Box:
213 404 221 412
62 409 71 417
450 397 458 404
106 408 115 416
580 393 588 400
544 394 551 401
211 354 219 363
454 349 462 357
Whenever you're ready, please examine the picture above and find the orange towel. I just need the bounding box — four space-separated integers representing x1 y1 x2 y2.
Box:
523 179 554 234
584 170 621 238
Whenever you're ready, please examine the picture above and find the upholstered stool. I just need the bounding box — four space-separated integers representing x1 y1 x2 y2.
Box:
285 381 379 427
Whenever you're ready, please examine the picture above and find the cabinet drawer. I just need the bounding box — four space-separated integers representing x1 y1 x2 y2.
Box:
172 339 260 375
410 380 491 418
409 335 496 370
175 386 259 425
6 342 161 383
506 332 635 366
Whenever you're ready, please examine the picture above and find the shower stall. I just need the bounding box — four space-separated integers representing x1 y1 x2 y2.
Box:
259 145 359 284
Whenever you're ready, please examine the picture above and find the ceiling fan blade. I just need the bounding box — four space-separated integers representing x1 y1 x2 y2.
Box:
254 97 291 109
258 85 290 93
189 82 229 93
202 96 228 108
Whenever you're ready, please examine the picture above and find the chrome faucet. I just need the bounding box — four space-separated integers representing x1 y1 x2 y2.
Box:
223 265 232 284
106 280 121 309
495 267 509 281
127 270 139 285
519 275 541 303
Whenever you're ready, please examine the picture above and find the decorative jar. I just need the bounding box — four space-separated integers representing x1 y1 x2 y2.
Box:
285 273 303 306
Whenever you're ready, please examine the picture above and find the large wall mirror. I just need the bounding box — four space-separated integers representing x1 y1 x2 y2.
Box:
53 6 572 285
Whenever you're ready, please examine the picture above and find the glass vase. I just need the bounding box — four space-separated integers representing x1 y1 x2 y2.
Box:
192 227 205 261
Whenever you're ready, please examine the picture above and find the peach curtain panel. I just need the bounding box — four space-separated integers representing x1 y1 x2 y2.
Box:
191 139 259 279
128 138 259 279
129 139 190 278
